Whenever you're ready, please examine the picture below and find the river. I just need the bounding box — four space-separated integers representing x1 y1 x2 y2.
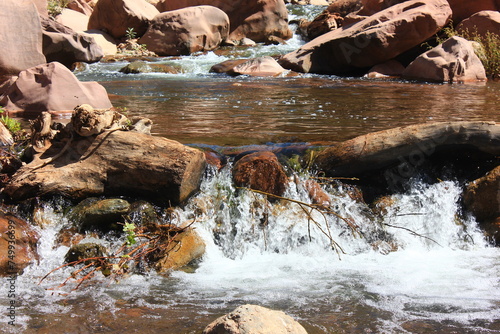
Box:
3 4 500 334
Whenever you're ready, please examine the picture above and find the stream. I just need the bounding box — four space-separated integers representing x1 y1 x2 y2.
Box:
2 4 500 333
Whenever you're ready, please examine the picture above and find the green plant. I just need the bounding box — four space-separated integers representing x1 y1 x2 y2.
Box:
47 0 70 17
0 107 21 133
125 27 137 41
123 222 137 246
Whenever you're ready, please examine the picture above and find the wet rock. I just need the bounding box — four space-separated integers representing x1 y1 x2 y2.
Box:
119 61 180 74
126 201 160 226
463 165 500 223
212 57 286 77
402 37 487 83
88 0 160 39
139 6 229 56
154 228 206 273
315 121 500 192
0 211 39 276
155 0 292 43
41 17 104 68
4 124 206 205
203 304 308 334
480 217 500 246
0 0 46 77
457 11 500 39
233 151 288 197
279 0 451 75
210 59 248 74
68 198 131 232
303 179 331 207
0 62 112 114
64 242 107 263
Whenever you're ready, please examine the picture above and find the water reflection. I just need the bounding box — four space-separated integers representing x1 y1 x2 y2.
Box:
102 77 500 146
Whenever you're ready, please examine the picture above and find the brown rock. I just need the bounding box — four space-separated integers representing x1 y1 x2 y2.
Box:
82 30 118 56
279 0 451 75
0 62 112 114
457 10 500 39
139 6 229 56
314 121 500 180
33 0 49 17
88 0 160 39
210 59 249 74
212 57 286 77
463 165 500 222
447 0 500 24
4 129 206 204
154 228 206 273
233 151 288 196
41 17 104 67
67 0 94 16
156 0 292 43
365 59 405 78
56 8 90 32
480 216 500 245
0 0 46 76
0 211 39 276
304 179 331 207
402 36 486 83
203 304 308 334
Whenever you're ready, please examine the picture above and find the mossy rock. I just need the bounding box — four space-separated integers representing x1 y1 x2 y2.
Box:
68 198 131 232
119 61 180 74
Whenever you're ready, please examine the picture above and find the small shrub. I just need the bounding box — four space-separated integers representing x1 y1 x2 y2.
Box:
125 27 137 41
0 107 21 134
47 0 70 17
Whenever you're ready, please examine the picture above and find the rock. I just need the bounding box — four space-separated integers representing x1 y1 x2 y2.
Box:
33 0 49 17
233 151 289 196
303 11 340 40
4 129 206 205
212 57 286 77
64 242 107 263
119 61 180 74
0 122 14 146
402 36 487 83
126 200 160 225
447 0 500 24
0 0 46 76
203 304 307 334
463 165 500 223
314 121 500 190
81 30 118 56
56 8 90 32
139 6 229 56
279 0 451 75
457 10 500 39
303 179 331 207
154 228 206 273
463 166 500 245
365 59 405 78
41 17 104 68
0 62 112 114
0 211 39 276
68 198 131 232
67 0 94 16
88 0 160 39
156 0 292 43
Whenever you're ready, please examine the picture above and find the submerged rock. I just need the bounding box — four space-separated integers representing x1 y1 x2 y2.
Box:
64 242 107 263
203 304 308 334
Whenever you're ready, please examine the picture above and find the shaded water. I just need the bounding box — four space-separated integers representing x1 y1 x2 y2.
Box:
3 4 500 333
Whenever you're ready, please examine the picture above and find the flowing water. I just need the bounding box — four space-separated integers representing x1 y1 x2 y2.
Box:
3 5 500 333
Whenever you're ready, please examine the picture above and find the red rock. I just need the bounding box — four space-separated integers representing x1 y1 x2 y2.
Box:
33 0 49 17
279 0 451 75
0 211 39 276
0 0 46 77
463 165 500 222
0 62 112 114
88 0 160 39
211 57 286 76
139 6 229 56
365 59 405 78
155 0 292 43
447 0 500 24
233 151 289 196
402 36 486 83
56 8 90 32
457 10 500 39
67 0 94 16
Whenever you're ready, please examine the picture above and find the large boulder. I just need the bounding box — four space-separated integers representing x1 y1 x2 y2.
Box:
447 0 500 24
41 17 104 67
233 151 289 196
0 0 46 77
314 122 500 191
56 8 90 32
139 6 229 56
4 123 207 204
0 62 112 114
279 0 451 75
402 36 487 83
0 211 39 276
82 30 119 56
457 10 500 38
203 304 308 334
155 0 292 43
88 0 160 39
33 0 49 17
210 56 286 76
67 0 94 16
